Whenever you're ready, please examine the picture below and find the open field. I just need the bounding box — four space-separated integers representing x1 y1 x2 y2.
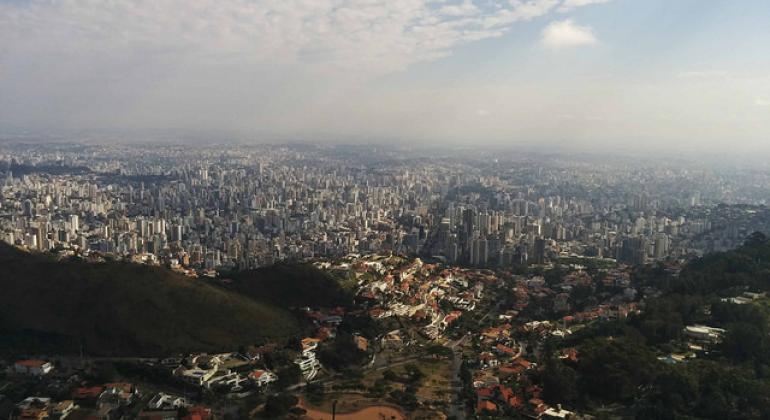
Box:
299 396 405 420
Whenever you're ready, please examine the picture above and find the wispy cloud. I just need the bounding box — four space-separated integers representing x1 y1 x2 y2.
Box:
0 0 569 77
558 0 613 13
0 0 636 141
677 70 729 79
541 19 598 48
438 1 480 17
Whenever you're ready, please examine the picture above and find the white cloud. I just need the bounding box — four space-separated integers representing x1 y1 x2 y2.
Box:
0 0 571 133
0 0 620 139
756 98 770 107
541 19 598 48
558 0 612 12
677 70 729 79
0 0 564 77
438 1 480 17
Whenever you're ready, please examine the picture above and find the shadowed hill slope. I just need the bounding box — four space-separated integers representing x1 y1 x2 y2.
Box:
230 262 353 309
0 244 300 356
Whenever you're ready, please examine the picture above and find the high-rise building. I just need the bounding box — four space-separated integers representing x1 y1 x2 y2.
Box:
478 238 488 266
173 225 183 242
654 233 669 260
462 208 475 239
619 236 647 265
70 214 79 234
533 238 546 265
23 200 34 218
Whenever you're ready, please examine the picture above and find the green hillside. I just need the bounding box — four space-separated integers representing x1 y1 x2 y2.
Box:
0 244 299 356
542 233 770 418
230 262 352 309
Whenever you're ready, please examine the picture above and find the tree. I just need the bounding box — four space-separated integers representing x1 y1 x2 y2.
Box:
306 382 325 405
389 389 418 410
721 322 767 362
317 332 367 371
404 363 424 384
577 338 660 403
275 364 302 389
262 393 298 418
542 357 578 405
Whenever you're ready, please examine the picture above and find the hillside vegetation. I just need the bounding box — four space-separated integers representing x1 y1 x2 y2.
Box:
230 262 352 309
0 244 300 356
543 232 770 418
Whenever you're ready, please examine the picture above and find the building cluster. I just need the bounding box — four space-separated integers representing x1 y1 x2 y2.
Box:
450 258 644 418
171 352 277 392
322 255 486 341
3 143 770 274
1 349 294 419
2 359 215 419
4 143 770 418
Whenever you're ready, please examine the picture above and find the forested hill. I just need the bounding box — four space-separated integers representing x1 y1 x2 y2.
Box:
673 231 770 295
543 233 770 419
0 244 301 356
229 262 353 309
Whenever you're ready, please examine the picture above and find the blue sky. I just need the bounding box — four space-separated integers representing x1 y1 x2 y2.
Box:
0 0 768 152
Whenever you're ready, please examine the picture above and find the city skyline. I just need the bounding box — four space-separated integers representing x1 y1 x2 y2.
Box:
4 140 770 418
2 0 770 152
5 3 770 418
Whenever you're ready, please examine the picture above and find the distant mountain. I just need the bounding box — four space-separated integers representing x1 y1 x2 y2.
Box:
230 262 353 309
0 244 300 356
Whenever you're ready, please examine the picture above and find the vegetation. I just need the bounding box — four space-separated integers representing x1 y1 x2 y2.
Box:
230 262 353 308
543 233 770 418
317 331 367 371
0 243 299 356
260 393 299 418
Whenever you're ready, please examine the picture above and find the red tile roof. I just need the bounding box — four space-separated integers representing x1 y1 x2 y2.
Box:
15 360 47 368
73 386 104 399
477 400 497 413
508 395 524 409
513 358 532 368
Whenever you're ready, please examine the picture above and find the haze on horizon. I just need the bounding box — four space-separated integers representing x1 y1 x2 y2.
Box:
1 0 769 153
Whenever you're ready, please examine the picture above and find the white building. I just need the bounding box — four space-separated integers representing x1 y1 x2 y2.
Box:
248 369 278 387
148 393 190 410
684 325 726 344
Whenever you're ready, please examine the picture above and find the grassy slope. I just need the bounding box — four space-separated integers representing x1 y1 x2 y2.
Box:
0 244 299 356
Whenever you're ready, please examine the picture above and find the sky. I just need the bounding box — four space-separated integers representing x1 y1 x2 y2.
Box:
1 0 769 153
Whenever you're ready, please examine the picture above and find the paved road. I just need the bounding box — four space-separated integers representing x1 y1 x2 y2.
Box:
445 300 504 419
446 346 467 420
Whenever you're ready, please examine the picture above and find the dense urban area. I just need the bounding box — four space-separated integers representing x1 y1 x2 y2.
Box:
3 142 770 419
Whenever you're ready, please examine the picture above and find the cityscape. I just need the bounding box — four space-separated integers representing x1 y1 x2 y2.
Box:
3 143 770 419
4 143 770 271
2 0 770 419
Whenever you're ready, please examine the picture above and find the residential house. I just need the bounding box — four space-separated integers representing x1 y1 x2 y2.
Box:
98 383 137 410
148 393 189 411
180 406 212 420
248 370 278 387
541 404 576 419
13 360 53 376
50 400 76 419
72 386 103 406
